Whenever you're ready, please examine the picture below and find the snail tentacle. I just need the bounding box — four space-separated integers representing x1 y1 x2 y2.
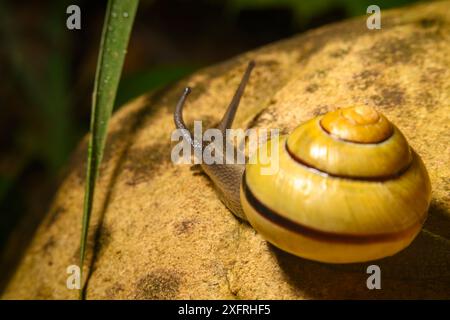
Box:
174 87 203 151
173 61 256 220
217 60 255 133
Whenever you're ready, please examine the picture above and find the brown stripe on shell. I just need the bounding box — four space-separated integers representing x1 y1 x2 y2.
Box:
242 174 421 244
319 118 393 144
284 140 411 182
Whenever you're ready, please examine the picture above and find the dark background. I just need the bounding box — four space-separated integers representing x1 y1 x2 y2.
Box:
0 0 422 288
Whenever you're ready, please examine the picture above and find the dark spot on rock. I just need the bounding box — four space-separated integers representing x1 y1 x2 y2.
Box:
42 236 56 253
174 219 197 235
124 142 171 186
305 83 319 93
134 269 182 299
362 32 435 66
371 85 405 108
419 17 441 29
105 282 125 298
420 67 445 86
365 37 416 65
314 69 327 78
349 70 380 90
416 91 437 112
36 284 53 299
268 98 277 106
329 48 349 58
45 206 66 228
312 105 330 117
363 30 443 66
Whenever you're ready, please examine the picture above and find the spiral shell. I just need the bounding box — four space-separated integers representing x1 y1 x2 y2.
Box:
241 106 431 263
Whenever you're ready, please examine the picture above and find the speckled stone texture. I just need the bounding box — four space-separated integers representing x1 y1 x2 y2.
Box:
3 1 450 299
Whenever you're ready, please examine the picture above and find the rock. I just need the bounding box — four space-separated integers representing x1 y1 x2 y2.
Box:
3 1 450 299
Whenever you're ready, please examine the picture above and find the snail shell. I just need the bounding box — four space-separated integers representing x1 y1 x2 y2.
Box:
174 61 431 264
242 106 431 263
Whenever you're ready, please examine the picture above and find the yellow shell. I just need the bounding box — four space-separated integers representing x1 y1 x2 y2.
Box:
242 106 431 263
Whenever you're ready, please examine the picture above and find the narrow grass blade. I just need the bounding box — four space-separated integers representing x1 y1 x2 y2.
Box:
80 0 139 299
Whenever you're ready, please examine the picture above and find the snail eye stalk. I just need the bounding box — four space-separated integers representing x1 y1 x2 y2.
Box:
217 60 255 133
174 87 199 149
173 61 256 149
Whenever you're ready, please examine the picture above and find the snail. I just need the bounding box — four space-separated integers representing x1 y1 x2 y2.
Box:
174 61 431 263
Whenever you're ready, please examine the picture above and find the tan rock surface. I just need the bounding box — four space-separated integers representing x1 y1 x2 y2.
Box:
3 1 450 299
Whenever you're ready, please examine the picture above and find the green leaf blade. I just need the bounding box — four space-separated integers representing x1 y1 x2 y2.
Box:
80 0 139 299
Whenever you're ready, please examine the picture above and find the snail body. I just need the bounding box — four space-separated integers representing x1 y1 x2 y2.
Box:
174 61 431 264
